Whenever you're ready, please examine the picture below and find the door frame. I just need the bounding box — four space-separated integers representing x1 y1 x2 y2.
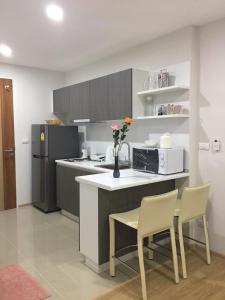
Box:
0 81 4 210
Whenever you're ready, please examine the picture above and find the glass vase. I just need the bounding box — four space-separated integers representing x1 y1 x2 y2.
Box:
113 155 120 178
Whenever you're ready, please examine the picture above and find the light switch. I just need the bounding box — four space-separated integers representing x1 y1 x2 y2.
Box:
199 142 210 151
22 138 29 144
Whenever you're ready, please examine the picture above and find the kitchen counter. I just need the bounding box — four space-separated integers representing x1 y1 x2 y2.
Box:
76 169 189 191
56 159 189 273
56 159 189 191
55 159 110 173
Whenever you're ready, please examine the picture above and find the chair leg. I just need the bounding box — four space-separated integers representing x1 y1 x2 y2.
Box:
109 217 116 276
178 221 187 279
170 227 179 284
138 237 147 300
147 236 154 260
203 215 211 265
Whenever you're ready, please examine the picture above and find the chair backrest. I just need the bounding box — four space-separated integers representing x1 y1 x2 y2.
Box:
138 190 178 238
179 183 210 222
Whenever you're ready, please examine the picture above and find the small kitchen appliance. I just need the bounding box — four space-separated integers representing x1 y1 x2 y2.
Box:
133 147 184 175
160 133 172 149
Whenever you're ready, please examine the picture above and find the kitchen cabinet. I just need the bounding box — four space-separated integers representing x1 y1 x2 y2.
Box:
53 69 142 123
69 81 90 122
89 75 108 122
108 69 132 120
56 165 97 217
53 87 70 114
89 69 132 121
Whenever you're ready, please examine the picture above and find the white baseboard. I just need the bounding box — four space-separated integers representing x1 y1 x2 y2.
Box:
61 210 79 223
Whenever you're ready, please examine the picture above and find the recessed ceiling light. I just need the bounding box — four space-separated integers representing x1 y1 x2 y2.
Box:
46 4 63 21
0 44 12 57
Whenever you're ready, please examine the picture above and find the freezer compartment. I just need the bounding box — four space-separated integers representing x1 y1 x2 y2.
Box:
32 125 48 157
32 124 79 159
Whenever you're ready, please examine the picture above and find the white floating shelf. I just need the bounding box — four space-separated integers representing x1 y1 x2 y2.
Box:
135 114 190 120
137 85 190 96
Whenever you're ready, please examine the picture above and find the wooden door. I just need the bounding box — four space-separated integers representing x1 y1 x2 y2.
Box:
0 79 16 210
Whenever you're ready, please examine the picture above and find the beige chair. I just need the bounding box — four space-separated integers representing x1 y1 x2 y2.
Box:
174 183 211 279
109 190 179 300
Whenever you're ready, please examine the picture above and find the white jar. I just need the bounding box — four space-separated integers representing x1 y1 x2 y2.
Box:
160 133 172 148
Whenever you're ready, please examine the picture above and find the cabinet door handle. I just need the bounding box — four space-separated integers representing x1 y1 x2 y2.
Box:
73 119 90 123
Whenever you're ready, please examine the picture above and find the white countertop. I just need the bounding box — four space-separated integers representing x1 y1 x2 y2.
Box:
76 169 189 191
56 159 189 191
55 159 111 173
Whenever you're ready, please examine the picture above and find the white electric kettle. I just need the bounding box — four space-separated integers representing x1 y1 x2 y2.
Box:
160 133 172 149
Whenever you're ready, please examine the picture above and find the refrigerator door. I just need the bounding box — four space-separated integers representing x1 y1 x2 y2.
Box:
32 125 48 157
32 155 49 212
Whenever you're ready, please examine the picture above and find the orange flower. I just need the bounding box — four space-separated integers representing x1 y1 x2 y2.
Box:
124 117 134 125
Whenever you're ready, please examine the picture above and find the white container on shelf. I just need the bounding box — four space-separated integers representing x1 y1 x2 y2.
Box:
160 133 172 149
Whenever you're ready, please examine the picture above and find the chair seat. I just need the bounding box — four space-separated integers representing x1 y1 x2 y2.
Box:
110 208 139 229
174 200 181 217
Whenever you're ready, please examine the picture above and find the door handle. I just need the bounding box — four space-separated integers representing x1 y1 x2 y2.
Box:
4 85 11 91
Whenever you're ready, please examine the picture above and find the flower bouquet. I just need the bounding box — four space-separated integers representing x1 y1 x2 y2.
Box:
111 117 134 178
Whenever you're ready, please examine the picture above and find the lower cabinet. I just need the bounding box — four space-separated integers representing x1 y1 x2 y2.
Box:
56 165 97 217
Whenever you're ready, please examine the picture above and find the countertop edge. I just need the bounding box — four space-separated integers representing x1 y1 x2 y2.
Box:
76 172 190 191
55 160 109 173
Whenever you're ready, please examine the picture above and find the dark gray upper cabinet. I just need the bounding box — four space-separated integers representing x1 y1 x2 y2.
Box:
89 70 132 121
108 69 132 120
69 81 90 122
53 69 133 123
53 87 70 114
89 76 109 122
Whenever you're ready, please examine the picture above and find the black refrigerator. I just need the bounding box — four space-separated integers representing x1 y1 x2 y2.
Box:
32 124 79 212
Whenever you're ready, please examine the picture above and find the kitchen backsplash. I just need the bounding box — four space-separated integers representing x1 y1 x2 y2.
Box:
79 119 189 168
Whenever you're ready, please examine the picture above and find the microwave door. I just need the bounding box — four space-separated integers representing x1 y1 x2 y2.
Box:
133 148 159 173
146 149 159 173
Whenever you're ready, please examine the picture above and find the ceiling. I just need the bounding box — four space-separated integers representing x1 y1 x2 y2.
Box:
1 0 225 72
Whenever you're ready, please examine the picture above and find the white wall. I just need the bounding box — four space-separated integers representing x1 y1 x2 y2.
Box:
197 18 225 254
0 63 65 205
66 27 193 85
66 27 193 167
66 21 225 256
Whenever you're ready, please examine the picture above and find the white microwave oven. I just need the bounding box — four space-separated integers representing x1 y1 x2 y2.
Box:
133 147 184 175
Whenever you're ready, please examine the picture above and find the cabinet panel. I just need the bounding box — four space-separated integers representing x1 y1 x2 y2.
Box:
108 69 132 120
69 81 90 122
90 76 109 122
57 165 78 216
56 165 98 217
53 69 133 123
53 87 70 114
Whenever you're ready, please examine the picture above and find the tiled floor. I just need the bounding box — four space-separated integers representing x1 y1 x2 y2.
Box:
0 206 133 300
